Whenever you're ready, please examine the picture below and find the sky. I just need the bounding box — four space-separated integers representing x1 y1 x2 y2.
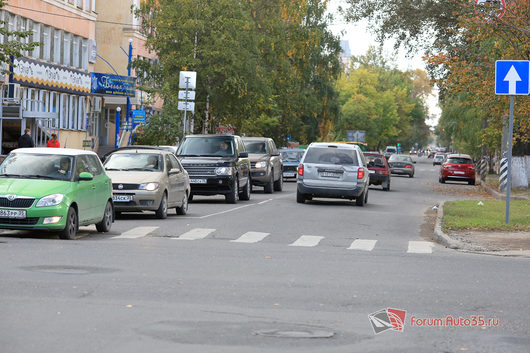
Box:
326 0 441 127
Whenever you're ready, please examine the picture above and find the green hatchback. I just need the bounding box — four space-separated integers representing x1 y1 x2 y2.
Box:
0 148 114 239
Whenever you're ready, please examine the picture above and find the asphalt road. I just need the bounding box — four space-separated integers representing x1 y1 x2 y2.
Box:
0 157 528 353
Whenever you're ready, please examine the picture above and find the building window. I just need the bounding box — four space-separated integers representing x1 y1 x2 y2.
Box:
32 21 41 59
60 93 68 129
53 29 62 64
72 36 80 68
91 0 96 13
81 39 88 70
41 26 51 61
78 96 85 130
63 33 71 67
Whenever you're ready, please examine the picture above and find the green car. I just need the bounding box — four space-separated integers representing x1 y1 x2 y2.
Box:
0 148 114 239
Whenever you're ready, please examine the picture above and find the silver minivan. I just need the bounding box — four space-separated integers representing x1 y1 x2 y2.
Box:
296 143 370 206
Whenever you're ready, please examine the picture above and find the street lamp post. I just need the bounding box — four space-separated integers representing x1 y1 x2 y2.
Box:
114 106 121 148
125 38 133 128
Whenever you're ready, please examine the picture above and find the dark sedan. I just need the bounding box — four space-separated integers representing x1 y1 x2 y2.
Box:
364 152 391 191
388 154 415 178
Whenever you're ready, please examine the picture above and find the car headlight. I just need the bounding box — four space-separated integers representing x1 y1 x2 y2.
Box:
139 182 159 191
215 167 234 175
254 161 267 169
36 194 65 207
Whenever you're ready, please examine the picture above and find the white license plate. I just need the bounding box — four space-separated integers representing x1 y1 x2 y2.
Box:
190 178 207 184
453 171 465 175
283 172 296 177
320 172 341 178
0 209 26 219
113 195 133 202
369 170 375 174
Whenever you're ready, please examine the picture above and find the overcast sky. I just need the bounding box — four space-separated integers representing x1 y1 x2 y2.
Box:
327 0 441 126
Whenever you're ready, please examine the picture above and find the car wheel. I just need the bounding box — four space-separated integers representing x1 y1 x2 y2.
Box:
274 171 283 191
296 189 306 204
96 201 113 232
59 207 78 240
356 190 366 207
176 193 189 215
155 192 168 219
225 178 238 204
468 180 475 185
440 177 445 184
364 188 368 204
264 171 274 194
382 179 390 191
188 193 193 202
409 173 414 178
239 178 251 201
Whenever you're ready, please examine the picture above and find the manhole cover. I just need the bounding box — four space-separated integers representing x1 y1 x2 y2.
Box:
254 328 335 338
21 265 117 275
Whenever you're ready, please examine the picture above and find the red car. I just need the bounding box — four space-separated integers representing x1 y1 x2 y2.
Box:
364 152 391 191
439 154 475 185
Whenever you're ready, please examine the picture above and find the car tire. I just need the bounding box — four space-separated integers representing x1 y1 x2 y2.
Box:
264 171 274 194
382 180 390 191
440 177 445 184
468 180 475 185
188 193 193 202
96 201 113 233
409 173 414 178
59 207 78 240
296 189 306 204
356 190 366 207
155 192 168 219
225 178 238 204
239 178 251 201
274 171 283 191
176 193 189 215
364 188 368 204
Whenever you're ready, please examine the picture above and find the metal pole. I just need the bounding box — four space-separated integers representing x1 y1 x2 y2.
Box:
505 95 514 224
183 78 189 137
114 108 121 149
126 41 133 132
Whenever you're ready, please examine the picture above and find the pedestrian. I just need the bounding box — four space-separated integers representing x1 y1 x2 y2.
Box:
18 128 34 148
47 133 60 148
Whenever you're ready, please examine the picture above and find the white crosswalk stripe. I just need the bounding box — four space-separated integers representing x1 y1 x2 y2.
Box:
407 241 435 254
289 235 324 247
348 239 377 251
230 231 270 243
112 226 159 239
176 228 215 240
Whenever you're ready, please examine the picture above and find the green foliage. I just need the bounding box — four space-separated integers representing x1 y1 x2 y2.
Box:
134 108 182 146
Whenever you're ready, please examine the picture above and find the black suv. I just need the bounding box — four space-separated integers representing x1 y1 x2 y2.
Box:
177 135 251 204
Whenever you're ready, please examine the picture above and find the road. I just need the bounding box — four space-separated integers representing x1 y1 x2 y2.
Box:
0 157 528 353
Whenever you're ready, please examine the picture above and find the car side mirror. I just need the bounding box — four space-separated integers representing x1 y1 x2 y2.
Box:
78 172 94 181
239 152 249 158
413 161 416 164
271 152 280 157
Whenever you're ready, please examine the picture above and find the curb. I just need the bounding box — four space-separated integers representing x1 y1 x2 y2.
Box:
433 201 464 250
480 180 530 201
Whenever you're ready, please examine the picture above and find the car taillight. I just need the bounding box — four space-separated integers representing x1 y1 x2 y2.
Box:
297 164 304 176
405 165 412 168
379 169 389 175
357 168 365 179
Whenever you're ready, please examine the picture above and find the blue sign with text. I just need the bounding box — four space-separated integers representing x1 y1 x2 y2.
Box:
495 61 529 95
132 110 146 124
90 73 136 97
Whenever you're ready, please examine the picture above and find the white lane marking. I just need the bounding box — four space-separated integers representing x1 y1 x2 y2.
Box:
407 241 435 254
289 235 324 247
176 228 215 240
348 239 377 251
230 231 270 243
180 204 256 219
112 226 159 239
258 199 273 205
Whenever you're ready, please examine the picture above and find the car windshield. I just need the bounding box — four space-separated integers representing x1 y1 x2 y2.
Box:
178 137 235 157
304 148 358 165
281 150 304 162
386 147 397 153
435 155 444 160
389 155 411 162
244 141 267 154
447 157 472 164
365 155 386 167
0 153 74 181
104 153 163 171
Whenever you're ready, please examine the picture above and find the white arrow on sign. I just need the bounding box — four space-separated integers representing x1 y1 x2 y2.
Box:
504 66 521 95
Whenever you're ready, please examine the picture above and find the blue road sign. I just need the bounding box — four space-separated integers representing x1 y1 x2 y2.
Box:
132 110 146 124
495 60 529 95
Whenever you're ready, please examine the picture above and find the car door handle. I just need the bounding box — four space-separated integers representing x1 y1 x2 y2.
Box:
91 185 96 189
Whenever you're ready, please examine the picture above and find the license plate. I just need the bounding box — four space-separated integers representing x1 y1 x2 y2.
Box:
0 209 26 219
320 172 341 178
369 170 375 174
454 171 465 175
283 172 296 177
113 195 133 202
190 178 207 184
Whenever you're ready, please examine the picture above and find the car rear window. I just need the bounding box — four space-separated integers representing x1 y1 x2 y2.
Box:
447 157 472 164
365 155 386 167
304 147 358 165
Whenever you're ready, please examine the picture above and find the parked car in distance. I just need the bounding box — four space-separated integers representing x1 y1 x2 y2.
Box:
433 154 445 165
280 148 305 180
297 143 370 206
0 148 113 239
440 154 476 185
104 148 190 219
388 154 415 178
177 135 251 204
242 137 283 193
384 146 398 160
364 152 391 191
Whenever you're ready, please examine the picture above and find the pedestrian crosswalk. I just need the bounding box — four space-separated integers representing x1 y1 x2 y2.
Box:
103 226 438 254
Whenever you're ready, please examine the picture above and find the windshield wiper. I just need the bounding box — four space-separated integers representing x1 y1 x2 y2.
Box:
105 168 124 171
125 168 157 171
0 174 24 178
179 154 202 157
25 175 60 180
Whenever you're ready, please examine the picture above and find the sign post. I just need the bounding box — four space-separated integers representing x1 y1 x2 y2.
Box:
179 71 197 137
495 60 529 224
